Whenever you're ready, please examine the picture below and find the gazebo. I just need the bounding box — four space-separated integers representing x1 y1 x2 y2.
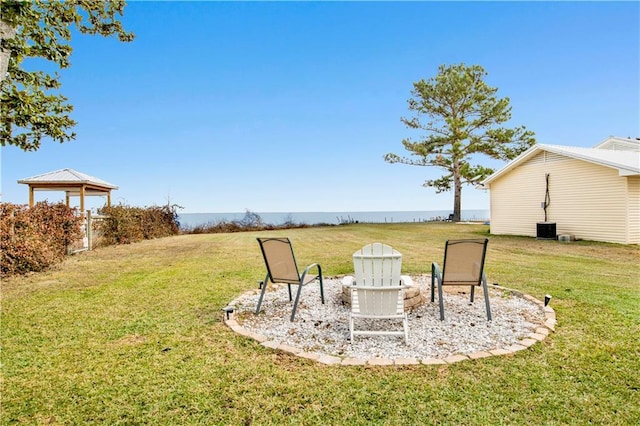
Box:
18 168 118 212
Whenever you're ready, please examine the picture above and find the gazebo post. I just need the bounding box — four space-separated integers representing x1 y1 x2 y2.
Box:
79 185 85 212
28 186 34 207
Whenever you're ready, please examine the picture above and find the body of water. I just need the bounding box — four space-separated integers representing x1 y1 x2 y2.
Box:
179 210 490 228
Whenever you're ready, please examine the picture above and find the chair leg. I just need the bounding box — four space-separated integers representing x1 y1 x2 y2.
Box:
432 263 446 320
255 272 270 314
318 274 325 305
287 284 293 302
403 315 409 345
349 314 354 344
430 265 436 302
290 283 304 321
470 285 475 303
482 275 492 321
438 281 445 321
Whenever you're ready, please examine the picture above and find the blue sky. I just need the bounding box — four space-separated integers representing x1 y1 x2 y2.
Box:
2 1 639 214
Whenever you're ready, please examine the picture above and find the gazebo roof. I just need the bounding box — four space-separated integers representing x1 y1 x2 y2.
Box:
18 168 118 190
18 168 118 209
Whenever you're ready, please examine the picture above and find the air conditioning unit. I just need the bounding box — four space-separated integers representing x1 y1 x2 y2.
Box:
558 234 575 242
536 222 557 240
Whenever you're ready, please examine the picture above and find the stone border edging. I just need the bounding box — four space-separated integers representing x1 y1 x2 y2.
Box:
222 280 556 366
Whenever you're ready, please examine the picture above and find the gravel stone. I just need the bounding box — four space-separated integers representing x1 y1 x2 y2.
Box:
233 275 546 361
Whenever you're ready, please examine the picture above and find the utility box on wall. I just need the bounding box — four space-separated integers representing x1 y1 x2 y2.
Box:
536 222 557 240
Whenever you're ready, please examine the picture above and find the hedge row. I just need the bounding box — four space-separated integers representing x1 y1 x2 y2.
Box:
97 204 181 246
1 202 182 277
1 202 83 276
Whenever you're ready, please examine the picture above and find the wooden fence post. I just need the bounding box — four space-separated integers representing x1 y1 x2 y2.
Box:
87 210 93 251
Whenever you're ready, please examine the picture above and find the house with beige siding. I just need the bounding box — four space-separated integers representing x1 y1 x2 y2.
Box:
482 137 640 244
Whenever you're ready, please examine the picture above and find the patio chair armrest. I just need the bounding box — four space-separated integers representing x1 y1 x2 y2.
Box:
400 275 413 288
300 263 322 282
342 275 355 287
431 262 442 281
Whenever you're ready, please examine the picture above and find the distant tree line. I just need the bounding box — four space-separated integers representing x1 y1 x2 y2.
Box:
182 210 326 234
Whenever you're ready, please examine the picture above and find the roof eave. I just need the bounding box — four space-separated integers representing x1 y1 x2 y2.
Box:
17 180 118 190
481 145 540 187
482 144 640 186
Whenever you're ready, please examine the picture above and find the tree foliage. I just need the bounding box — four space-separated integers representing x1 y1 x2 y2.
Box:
0 0 134 151
384 63 535 221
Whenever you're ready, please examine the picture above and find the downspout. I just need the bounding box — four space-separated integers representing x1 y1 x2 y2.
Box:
543 173 551 222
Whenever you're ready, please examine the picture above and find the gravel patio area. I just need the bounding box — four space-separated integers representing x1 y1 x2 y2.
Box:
226 275 555 365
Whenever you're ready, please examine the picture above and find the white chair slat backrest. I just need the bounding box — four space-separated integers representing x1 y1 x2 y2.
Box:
353 243 402 287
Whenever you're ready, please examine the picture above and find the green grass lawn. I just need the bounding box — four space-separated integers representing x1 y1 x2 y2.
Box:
2 223 639 424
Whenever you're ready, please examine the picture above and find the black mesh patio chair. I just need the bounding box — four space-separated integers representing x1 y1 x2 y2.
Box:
255 237 324 321
431 238 492 321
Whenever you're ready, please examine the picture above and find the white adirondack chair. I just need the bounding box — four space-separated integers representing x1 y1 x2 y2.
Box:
342 243 412 344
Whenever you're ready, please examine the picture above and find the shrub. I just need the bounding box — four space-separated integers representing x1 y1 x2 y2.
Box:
98 203 180 246
141 205 180 239
0 202 83 276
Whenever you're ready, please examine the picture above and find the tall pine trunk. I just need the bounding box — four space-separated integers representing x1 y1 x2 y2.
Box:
453 175 462 222
452 158 462 222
